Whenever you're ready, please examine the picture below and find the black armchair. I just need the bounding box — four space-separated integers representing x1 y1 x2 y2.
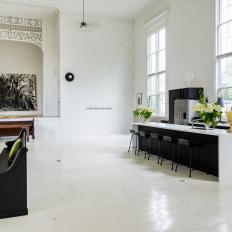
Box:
0 146 28 219
5 128 27 150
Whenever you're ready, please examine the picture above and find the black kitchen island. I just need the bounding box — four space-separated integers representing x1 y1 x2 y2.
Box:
132 122 232 186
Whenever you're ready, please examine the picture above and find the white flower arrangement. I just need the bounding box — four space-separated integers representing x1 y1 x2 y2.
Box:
136 105 153 113
192 103 222 114
192 103 222 128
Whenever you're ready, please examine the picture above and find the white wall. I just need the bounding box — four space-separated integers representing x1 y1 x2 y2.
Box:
42 12 60 116
0 40 43 115
134 0 216 119
59 12 134 134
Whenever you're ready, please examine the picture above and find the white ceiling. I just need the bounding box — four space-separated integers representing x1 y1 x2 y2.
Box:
0 0 155 19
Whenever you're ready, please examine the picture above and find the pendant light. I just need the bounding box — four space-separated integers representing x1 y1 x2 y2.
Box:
80 0 88 30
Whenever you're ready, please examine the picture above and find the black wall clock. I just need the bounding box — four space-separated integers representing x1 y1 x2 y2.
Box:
65 73 75 82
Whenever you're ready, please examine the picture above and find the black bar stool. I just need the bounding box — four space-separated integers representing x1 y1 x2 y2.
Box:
175 139 196 177
136 131 150 158
159 135 176 169
128 129 139 155
147 133 162 161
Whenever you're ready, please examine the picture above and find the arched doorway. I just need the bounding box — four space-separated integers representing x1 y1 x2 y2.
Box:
0 40 43 116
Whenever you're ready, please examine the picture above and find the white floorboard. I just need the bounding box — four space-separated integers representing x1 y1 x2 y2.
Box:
0 134 231 232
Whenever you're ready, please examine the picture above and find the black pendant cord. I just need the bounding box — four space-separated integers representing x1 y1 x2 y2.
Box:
82 0 85 23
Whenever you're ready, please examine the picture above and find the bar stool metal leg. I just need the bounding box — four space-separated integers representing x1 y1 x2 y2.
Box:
175 146 181 172
135 135 139 155
144 138 147 159
148 140 152 160
160 141 171 166
136 137 142 156
175 139 197 178
148 133 161 162
159 136 175 167
189 148 193 178
160 141 164 166
160 140 167 166
148 139 153 160
144 137 150 159
158 140 161 164
137 147 140 156
128 133 134 153
171 144 175 170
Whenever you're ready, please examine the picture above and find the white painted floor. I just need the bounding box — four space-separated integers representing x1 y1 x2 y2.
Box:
0 134 232 232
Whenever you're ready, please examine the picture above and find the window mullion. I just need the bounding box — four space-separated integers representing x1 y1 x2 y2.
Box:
149 51 156 56
219 0 221 26
217 25 220 56
157 32 160 113
148 70 165 77
155 32 159 113
217 52 232 59
218 18 232 27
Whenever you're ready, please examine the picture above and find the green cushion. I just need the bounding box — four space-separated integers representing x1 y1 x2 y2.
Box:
9 138 22 163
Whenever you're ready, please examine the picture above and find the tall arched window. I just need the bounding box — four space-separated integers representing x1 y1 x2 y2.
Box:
216 0 232 110
145 11 168 116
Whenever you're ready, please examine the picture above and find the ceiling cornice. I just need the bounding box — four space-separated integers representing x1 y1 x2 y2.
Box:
0 0 56 10
132 0 160 20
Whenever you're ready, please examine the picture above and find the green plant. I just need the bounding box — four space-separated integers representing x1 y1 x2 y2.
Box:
199 89 207 104
133 105 153 122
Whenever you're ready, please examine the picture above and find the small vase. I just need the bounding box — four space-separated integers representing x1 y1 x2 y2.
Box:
204 124 211 130
143 118 149 123
204 121 213 130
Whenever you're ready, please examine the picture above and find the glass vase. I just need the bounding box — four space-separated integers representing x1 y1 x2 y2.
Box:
143 118 149 123
204 123 211 130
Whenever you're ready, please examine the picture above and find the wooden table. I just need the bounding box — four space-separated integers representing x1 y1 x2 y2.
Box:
0 125 30 142
0 118 34 140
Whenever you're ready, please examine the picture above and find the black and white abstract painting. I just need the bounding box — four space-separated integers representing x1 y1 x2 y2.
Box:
0 73 37 111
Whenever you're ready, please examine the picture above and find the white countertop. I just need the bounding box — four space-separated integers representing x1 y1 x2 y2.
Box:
132 122 232 137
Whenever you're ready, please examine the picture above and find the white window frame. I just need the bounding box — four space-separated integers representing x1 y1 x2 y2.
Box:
216 0 232 105
145 10 169 117
147 28 166 116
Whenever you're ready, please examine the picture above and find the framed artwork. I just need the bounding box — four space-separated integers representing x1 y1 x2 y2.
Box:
0 73 37 111
136 93 143 106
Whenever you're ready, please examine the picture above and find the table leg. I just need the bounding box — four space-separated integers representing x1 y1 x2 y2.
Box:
25 127 30 142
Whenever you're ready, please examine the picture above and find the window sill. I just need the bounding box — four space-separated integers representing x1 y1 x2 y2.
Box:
151 114 167 118
150 115 168 122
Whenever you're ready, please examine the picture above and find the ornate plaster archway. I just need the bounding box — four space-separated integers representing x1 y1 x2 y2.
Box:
0 15 42 48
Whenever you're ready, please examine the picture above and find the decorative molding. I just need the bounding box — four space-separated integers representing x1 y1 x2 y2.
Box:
144 10 169 32
0 15 42 48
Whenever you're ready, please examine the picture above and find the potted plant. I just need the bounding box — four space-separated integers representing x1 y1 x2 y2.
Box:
133 105 153 123
192 103 222 130
192 90 222 129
